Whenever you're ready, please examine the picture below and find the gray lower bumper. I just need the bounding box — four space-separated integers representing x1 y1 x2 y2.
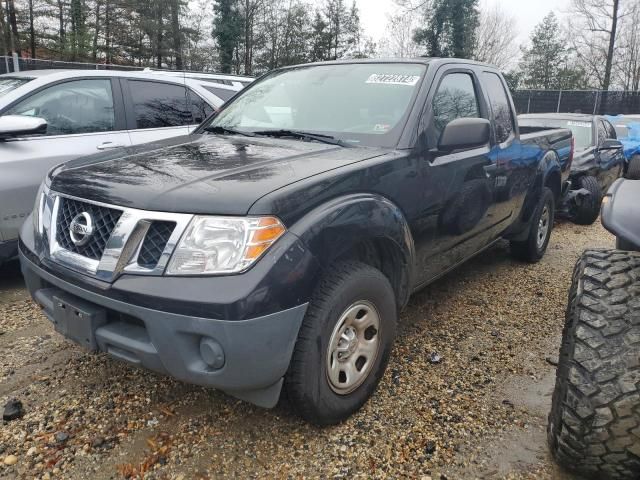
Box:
20 252 307 408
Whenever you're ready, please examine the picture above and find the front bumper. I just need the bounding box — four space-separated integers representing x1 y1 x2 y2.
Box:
20 248 308 408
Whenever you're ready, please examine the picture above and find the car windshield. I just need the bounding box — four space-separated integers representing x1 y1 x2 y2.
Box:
0 77 32 98
204 63 427 148
522 118 593 150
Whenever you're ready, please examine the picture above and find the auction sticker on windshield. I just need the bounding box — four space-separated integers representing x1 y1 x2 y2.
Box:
366 74 421 86
567 121 591 128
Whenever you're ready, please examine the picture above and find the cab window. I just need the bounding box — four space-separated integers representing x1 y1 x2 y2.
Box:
432 72 480 141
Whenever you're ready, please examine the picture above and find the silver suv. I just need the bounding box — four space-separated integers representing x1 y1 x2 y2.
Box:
0 69 248 263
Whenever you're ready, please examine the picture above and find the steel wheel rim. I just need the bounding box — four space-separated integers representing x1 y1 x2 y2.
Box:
537 203 550 250
326 301 381 395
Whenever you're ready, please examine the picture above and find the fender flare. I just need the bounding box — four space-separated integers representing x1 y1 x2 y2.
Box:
522 150 562 225
288 193 415 308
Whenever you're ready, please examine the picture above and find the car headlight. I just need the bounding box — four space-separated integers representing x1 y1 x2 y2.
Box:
166 216 286 275
32 182 45 234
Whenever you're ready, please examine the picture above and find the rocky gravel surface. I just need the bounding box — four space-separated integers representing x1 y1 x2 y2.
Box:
0 220 615 479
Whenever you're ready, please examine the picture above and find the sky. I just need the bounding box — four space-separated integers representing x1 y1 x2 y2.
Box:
357 0 571 46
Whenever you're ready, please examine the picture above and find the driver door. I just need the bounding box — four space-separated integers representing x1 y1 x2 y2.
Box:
0 78 130 242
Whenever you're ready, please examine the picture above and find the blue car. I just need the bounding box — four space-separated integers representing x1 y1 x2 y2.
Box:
606 115 640 179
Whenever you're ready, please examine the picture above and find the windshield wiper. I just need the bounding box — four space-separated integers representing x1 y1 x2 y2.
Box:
204 125 256 137
251 129 350 147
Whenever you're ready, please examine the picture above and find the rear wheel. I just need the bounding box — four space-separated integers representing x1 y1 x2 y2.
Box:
625 154 640 180
510 187 555 263
548 250 640 480
570 176 602 225
285 261 397 425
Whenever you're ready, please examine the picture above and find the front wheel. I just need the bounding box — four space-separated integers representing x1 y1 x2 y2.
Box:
285 261 397 425
510 187 555 263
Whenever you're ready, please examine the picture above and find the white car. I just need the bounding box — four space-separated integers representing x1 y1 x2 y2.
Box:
0 69 249 263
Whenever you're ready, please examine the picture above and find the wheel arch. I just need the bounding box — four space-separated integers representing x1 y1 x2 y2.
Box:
289 193 415 309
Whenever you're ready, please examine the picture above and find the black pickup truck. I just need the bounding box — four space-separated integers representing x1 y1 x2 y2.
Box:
19 59 573 425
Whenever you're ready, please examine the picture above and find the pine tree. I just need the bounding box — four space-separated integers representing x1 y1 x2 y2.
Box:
212 0 241 73
414 0 479 58
520 12 587 89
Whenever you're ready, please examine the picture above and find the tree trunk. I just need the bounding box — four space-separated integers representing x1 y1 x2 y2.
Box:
104 0 110 63
6 0 19 55
0 0 9 55
603 0 619 91
92 1 101 61
28 0 35 58
156 4 163 68
170 0 182 69
57 0 65 55
243 0 251 75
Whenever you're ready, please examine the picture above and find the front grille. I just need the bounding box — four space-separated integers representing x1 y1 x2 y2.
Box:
137 221 176 269
56 198 122 260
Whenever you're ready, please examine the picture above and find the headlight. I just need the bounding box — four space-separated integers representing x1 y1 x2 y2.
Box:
166 216 286 275
32 182 45 234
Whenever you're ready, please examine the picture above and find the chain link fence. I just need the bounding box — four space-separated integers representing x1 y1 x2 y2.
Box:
512 90 640 116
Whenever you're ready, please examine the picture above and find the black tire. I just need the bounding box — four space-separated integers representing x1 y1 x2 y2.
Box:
625 154 640 180
285 261 397 425
548 250 640 480
571 176 602 225
510 187 555 263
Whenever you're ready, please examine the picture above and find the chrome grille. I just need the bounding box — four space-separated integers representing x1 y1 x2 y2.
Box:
137 221 176 269
55 197 122 260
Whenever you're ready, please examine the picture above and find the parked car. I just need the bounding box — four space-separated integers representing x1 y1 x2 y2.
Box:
606 115 640 179
19 59 573 425
0 69 245 264
548 178 640 480
519 113 625 225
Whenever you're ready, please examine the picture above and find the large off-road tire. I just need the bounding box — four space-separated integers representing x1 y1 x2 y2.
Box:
625 154 640 180
285 261 397 425
548 250 640 480
510 187 555 263
571 176 602 225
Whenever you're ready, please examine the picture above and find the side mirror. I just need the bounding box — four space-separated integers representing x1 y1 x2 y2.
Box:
0 115 47 140
599 138 623 150
438 117 491 152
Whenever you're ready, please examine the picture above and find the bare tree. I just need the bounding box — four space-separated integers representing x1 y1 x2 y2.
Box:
569 0 624 90
613 1 640 90
379 10 421 58
473 2 518 70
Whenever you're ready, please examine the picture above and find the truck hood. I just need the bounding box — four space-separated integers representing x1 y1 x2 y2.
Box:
49 134 386 215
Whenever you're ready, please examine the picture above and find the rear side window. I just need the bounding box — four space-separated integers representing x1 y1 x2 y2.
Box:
7 79 115 135
482 72 515 143
128 80 192 129
432 72 480 140
0 77 32 97
188 91 214 124
202 85 237 102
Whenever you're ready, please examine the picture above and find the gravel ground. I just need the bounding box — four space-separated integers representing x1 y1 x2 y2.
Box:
0 220 614 480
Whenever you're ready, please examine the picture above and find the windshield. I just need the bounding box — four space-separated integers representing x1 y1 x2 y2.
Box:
0 77 32 98
204 63 427 148
521 118 593 150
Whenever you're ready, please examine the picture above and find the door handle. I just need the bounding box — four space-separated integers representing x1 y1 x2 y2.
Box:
97 142 124 150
